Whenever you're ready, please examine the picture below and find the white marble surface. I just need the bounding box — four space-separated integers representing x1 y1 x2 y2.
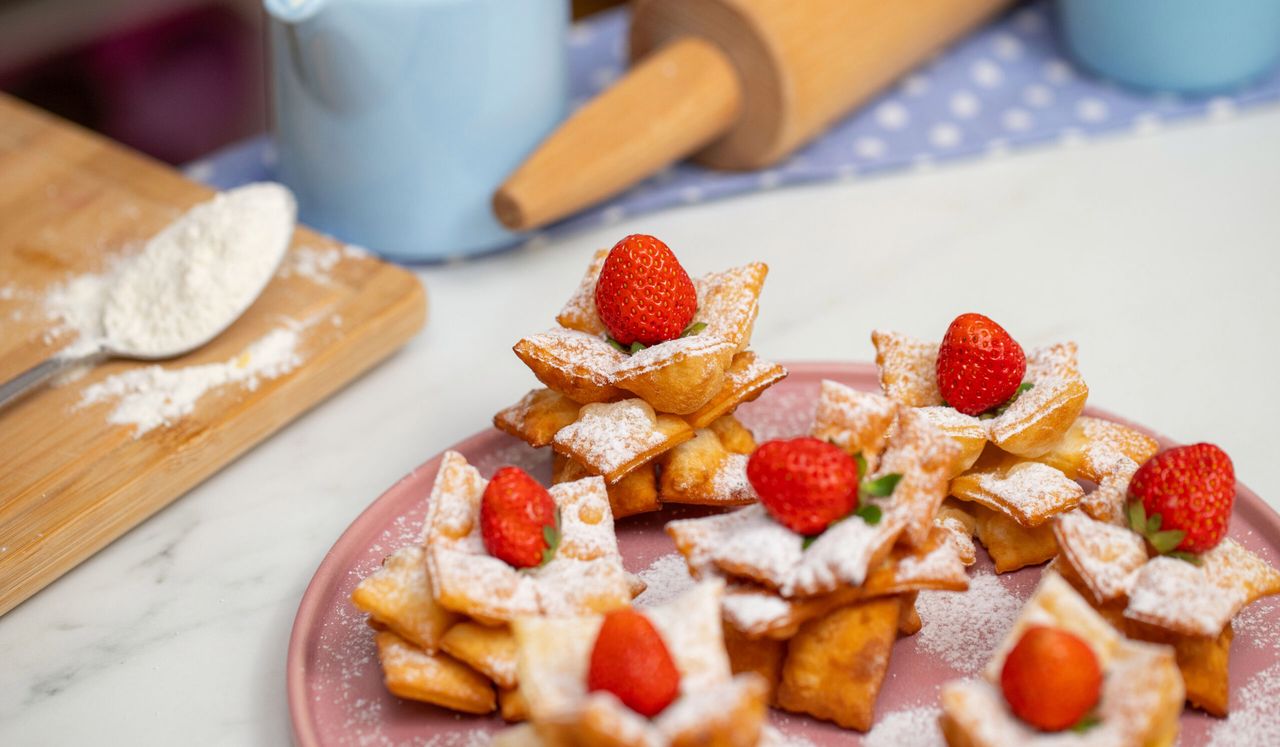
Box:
2 106 1279 746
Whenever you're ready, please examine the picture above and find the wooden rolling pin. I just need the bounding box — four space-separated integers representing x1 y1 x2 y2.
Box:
493 0 1012 231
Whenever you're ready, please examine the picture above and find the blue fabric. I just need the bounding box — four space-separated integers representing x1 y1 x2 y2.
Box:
186 1 1280 260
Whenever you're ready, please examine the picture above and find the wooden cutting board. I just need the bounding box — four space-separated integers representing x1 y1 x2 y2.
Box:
0 94 427 616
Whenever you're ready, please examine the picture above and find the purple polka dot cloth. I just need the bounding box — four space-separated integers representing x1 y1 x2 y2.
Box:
186 0 1280 256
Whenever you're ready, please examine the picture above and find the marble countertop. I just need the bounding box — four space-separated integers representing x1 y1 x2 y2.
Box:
2 106 1278 746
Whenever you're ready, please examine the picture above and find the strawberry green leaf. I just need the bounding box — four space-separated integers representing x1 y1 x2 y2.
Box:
539 508 563 567
862 474 902 499
801 534 820 550
680 321 707 338
854 452 868 479
1070 714 1101 733
1148 529 1186 554
605 336 648 355
1146 513 1162 534
854 504 883 525
1167 550 1203 566
1127 501 1147 534
986 381 1035 417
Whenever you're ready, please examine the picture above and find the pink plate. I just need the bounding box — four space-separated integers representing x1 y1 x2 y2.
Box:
288 362 1280 746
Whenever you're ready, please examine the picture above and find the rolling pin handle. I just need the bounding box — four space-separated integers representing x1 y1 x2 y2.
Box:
492 36 743 232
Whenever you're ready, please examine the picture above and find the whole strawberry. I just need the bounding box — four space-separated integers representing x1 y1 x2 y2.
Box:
936 313 1027 416
594 234 698 347
1129 443 1235 554
1000 626 1102 731
480 466 559 569
587 607 681 717
746 437 860 535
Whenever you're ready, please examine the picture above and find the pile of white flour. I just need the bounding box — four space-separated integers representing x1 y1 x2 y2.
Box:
102 182 296 357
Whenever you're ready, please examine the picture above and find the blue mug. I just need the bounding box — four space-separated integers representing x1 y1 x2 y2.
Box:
1059 0 1280 93
265 0 569 261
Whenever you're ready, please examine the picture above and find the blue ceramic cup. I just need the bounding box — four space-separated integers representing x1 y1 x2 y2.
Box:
1059 0 1280 93
266 0 569 261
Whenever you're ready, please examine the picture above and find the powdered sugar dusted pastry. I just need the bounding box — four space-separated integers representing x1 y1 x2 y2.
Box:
505 581 769 746
657 419 758 506
552 399 693 485
424 450 632 624
1053 504 1280 637
518 242 770 415
939 572 1184 747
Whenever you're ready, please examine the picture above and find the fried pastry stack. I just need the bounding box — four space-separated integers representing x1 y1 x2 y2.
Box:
940 572 1185 747
493 581 771 747
1051 508 1280 715
351 451 638 718
873 329 1160 573
665 380 975 731
495 250 787 517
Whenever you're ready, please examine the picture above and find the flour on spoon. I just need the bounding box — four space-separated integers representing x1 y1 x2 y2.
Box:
102 182 296 357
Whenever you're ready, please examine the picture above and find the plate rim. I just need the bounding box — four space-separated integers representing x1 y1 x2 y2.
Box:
285 360 1280 746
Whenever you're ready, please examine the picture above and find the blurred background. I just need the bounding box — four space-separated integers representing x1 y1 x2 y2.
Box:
0 0 623 164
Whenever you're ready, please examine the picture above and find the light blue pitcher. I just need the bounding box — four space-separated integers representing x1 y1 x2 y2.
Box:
265 0 569 261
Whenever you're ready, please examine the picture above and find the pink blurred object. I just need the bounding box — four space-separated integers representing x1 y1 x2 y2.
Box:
1 5 262 164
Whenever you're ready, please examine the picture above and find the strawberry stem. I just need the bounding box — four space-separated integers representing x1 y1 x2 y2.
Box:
538 507 563 567
680 321 707 338
1126 500 1198 564
801 453 896 549
1069 713 1101 733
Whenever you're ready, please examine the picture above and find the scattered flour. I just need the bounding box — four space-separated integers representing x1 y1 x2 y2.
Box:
915 571 1022 673
1207 662 1280 747
280 245 342 284
864 706 944 747
78 324 304 436
633 553 696 608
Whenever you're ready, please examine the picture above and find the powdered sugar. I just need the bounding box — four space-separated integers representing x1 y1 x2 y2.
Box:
1124 539 1280 636
1233 596 1280 652
722 588 793 633
77 323 304 436
633 553 696 608
709 453 756 501
553 399 670 477
871 330 942 407
864 706 944 747
1054 510 1147 602
1207 662 1280 746
613 333 735 378
916 571 1022 673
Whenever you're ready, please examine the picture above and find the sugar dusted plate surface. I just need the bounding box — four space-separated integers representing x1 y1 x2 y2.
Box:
288 363 1280 747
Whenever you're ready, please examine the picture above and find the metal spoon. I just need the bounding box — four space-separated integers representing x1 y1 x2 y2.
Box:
0 183 296 411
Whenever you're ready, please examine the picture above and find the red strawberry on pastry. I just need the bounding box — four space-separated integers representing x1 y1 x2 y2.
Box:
936 313 1027 416
746 437 861 535
480 466 560 569
1000 626 1103 732
587 607 681 717
1129 443 1235 555
594 234 698 348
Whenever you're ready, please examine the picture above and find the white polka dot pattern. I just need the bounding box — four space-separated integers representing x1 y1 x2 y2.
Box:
188 0 1280 261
